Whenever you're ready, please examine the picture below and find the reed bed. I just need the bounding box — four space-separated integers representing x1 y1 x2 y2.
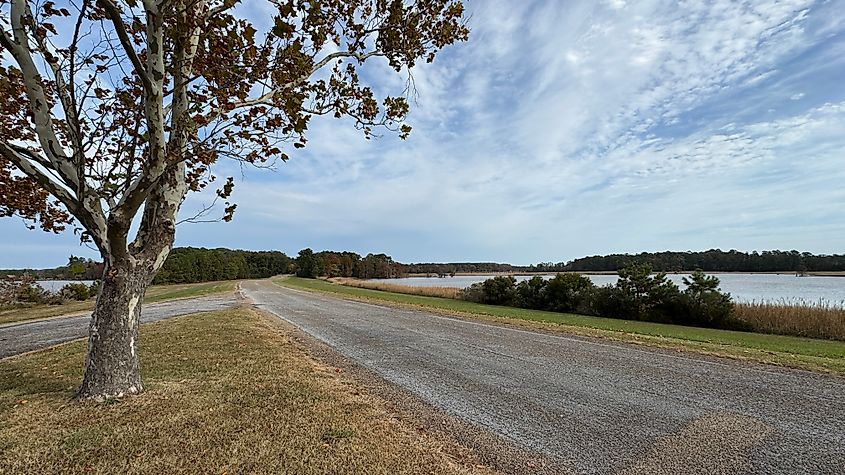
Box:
734 299 845 341
329 278 463 300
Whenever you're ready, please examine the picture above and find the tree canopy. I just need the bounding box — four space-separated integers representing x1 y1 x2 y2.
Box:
295 248 402 279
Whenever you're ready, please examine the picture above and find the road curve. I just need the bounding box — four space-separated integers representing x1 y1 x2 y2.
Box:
243 280 845 475
0 295 238 359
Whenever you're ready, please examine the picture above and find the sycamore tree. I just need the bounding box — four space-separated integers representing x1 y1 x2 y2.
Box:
0 0 467 400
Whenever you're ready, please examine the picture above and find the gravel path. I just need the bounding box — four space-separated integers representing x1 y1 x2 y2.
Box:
0 295 238 358
243 280 845 475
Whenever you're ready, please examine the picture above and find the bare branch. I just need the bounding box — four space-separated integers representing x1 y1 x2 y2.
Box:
176 196 220 225
96 0 153 92
1 1 80 189
0 142 77 207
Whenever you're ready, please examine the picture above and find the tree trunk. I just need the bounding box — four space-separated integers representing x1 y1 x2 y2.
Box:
76 162 184 401
76 259 153 401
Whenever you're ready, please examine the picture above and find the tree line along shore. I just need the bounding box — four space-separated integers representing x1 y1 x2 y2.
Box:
4 247 845 284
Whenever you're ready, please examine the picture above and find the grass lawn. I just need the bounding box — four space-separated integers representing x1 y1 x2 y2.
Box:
0 281 238 326
0 308 491 475
276 277 845 374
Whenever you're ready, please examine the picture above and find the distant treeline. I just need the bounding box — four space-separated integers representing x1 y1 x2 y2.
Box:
295 249 403 279
1 256 103 281
8 248 844 286
153 247 292 284
403 262 524 275
531 250 845 273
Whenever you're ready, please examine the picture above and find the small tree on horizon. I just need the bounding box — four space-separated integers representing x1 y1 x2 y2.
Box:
0 0 468 400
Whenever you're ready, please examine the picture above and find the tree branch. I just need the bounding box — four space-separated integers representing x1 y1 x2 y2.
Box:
112 0 168 228
96 0 153 92
26 3 87 202
228 51 385 109
1 1 80 189
0 140 108 252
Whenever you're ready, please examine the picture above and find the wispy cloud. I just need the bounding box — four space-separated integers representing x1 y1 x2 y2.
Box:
3 0 844 267
160 0 845 263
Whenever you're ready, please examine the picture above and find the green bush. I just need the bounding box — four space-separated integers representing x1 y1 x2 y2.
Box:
542 273 595 313
589 284 635 320
513 276 547 309
615 263 680 322
60 283 90 301
460 267 738 331
673 271 740 329
460 282 486 303
16 284 48 304
462 275 516 305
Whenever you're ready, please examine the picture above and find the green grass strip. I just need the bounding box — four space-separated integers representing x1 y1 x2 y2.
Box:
276 277 845 362
144 281 237 303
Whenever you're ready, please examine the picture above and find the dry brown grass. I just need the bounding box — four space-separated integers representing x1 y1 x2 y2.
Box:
735 300 845 341
0 299 93 326
0 308 493 475
330 277 463 300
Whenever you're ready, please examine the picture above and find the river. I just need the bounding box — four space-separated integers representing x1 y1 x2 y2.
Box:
374 274 845 305
35 280 95 292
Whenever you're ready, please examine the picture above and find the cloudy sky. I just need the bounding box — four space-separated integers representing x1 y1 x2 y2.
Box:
3 0 845 268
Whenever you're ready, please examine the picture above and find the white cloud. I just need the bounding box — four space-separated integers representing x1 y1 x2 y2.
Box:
8 0 844 267
172 0 845 263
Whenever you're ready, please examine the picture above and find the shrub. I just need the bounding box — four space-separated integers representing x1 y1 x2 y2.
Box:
478 276 517 305
16 283 49 304
461 268 739 332
542 273 595 313
88 280 101 297
673 271 738 329
513 276 547 309
616 263 680 322
589 284 635 320
460 282 486 303
60 283 90 301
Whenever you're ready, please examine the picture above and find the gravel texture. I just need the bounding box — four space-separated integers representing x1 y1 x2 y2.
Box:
243 280 845 475
0 295 238 358
262 308 564 475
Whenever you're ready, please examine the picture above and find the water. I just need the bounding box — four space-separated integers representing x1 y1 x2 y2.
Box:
35 280 95 292
375 274 845 305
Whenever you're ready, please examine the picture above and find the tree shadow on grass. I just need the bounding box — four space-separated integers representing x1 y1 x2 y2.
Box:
0 344 84 401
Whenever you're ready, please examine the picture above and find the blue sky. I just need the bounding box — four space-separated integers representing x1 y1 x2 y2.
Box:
3 0 845 268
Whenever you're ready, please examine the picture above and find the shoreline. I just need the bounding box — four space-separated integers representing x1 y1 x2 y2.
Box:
405 271 845 278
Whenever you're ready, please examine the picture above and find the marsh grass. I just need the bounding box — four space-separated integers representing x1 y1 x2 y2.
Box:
735 299 845 341
330 278 463 299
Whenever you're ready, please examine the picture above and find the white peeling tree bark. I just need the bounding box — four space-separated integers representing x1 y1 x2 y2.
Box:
77 0 194 399
77 259 149 399
77 164 187 400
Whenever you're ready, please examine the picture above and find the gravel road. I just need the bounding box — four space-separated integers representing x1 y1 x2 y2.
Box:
0 295 238 358
243 280 845 475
